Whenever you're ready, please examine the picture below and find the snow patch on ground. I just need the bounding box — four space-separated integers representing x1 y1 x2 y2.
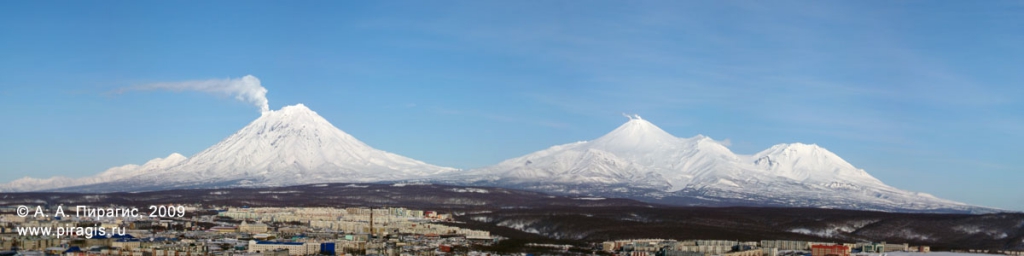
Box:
392 182 431 187
448 188 489 193
789 228 838 238
258 190 300 194
834 219 879 233
954 225 983 234
893 229 932 241
496 219 541 234
715 179 740 187
953 225 1008 239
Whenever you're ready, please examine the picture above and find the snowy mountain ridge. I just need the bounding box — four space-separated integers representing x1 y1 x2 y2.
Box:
0 108 996 213
443 116 991 213
0 153 188 192
0 104 457 191
135 103 457 186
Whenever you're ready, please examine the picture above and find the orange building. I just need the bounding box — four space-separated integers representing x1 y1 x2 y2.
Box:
811 244 850 256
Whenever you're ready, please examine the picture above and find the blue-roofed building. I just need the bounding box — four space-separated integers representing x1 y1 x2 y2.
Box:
63 246 82 253
87 232 135 240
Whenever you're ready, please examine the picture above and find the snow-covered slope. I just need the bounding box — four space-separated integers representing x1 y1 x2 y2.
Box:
752 143 882 186
0 153 187 192
445 115 992 213
0 104 456 192
0 110 995 213
448 116 743 191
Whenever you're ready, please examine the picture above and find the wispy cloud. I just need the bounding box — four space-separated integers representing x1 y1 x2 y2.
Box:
115 75 269 113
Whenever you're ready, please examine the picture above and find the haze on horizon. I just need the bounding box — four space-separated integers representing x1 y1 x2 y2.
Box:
0 1 1021 210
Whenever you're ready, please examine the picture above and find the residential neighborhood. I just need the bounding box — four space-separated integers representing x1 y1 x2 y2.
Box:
3 204 1023 256
2 205 497 256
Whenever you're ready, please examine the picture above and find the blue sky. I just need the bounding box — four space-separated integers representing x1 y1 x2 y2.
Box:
1 1 1021 210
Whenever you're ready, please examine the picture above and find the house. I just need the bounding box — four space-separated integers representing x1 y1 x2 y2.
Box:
247 240 320 256
239 221 269 234
811 244 850 256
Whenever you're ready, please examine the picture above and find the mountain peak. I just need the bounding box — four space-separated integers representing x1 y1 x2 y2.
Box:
592 116 679 150
278 103 311 112
98 103 458 189
754 142 882 185
141 153 187 168
777 142 820 150
253 103 333 129
761 143 834 159
259 103 314 117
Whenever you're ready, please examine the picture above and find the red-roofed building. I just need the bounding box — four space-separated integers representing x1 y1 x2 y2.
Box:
811 244 850 256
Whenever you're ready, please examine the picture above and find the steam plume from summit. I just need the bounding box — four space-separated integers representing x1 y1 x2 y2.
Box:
121 75 269 113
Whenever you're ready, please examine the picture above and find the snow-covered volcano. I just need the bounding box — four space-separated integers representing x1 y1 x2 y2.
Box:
445 115 992 213
0 104 457 192
0 110 995 213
